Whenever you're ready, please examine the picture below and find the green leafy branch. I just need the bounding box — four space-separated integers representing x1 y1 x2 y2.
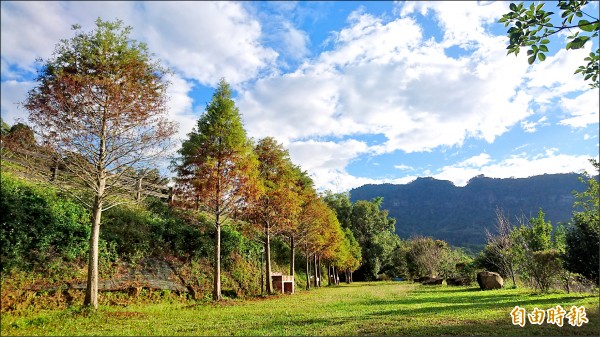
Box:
499 1 599 88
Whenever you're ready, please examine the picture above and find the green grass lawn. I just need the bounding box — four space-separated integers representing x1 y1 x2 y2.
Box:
2 281 598 336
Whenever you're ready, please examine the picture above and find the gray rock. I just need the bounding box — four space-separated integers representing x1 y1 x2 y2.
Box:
476 271 504 290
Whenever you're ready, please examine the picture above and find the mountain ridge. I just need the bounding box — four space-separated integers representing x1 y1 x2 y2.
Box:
349 173 588 251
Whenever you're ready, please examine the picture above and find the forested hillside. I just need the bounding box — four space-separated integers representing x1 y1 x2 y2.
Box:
350 174 589 250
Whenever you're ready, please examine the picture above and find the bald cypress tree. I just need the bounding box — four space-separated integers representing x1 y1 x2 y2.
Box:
24 19 176 309
174 79 261 300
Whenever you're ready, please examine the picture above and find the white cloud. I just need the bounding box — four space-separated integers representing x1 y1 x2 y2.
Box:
404 1 509 48
434 151 598 187
0 1 142 76
279 21 310 61
131 2 278 86
558 89 600 128
164 74 198 143
287 139 368 172
458 153 492 168
521 116 549 133
238 7 536 191
241 2 598 192
0 80 34 125
394 164 414 170
525 46 593 97
286 139 370 192
1 2 72 75
1 2 278 87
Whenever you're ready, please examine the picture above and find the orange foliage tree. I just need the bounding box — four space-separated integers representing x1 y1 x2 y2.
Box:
173 79 261 300
250 137 301 293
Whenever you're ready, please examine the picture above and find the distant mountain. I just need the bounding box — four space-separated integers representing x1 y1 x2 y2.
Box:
349 173 589 251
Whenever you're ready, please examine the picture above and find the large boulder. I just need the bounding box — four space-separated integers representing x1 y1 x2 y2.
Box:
476 271 504 290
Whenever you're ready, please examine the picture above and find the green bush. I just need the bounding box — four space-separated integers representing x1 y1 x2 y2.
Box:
530 249 562 292
101 204 153 260
0 173 90 272
100 199 216 262
0 174 290 300
146 198 213 259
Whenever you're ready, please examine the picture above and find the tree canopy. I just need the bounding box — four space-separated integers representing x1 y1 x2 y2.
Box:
499 1 599 88
174 79 261 300
252 137 301 293
564 159 599 284
23 18 176 309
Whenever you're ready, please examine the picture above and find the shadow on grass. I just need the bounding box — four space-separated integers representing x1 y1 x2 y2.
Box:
362 283 594 303
248 305 599 336
322 283 599 336
358 313 600 336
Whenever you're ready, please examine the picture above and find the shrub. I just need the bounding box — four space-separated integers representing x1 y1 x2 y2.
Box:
0 173 90 272
529 249 562 292
101 204 154 260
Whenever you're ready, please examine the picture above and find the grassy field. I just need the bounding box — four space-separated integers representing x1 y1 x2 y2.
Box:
1 281 598 336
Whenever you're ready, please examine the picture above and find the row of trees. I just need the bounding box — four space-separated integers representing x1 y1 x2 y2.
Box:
321 192 473 283
172 80 362 299
18 18 363 308
323 193 396 281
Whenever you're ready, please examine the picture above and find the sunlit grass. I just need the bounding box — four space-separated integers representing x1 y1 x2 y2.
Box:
2 281 598 336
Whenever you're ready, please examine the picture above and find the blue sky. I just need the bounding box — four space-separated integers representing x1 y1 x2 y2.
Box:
1 1 598 192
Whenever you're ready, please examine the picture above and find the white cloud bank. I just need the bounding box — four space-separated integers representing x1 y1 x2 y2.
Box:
238 2 596 191
1 1 277 138
434 151 598 187
1 1 597 191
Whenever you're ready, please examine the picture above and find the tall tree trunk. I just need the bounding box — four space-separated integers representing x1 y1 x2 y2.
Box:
260 247 264 294
313 254 318 287
334 266 338 285
265 223 273 294
317 255 322 287
213 219 222 300
83 192 103 309
510 268 516 288
305 245 310 290
135 177 143 202
289 236 295 278
84 111 107 309
213 162 222 301
332 265 336 285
